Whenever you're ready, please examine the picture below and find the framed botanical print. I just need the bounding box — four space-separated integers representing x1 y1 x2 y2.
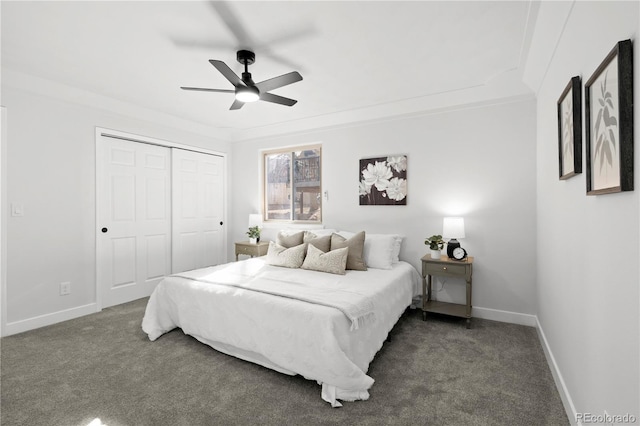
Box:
557 76 582 179
585 39 634 195
359 155 407 205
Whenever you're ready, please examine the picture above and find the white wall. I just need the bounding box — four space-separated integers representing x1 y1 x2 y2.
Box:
1 81 230 334
532 1 639 422
230 99 538 322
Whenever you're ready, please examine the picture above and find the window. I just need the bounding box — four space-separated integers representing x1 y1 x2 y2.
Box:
263 145 321 222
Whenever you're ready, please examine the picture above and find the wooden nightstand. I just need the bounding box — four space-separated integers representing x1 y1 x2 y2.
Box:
421 255 474 328
235 241 269 261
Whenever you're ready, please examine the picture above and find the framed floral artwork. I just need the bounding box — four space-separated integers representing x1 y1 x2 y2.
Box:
557 76 582 180
359 155 407 205
585 39 634 195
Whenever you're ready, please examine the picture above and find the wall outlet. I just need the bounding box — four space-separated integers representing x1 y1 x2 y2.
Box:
60 282 71 296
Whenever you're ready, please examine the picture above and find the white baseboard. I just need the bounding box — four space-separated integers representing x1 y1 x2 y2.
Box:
4 303 98 337
535 317 579 426
472 306 537 327
473 309 578 424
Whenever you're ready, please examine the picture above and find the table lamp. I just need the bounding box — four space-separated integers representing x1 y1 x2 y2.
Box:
248 214 262 228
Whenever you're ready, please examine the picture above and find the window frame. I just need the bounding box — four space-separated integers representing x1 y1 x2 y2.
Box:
261 144 322 224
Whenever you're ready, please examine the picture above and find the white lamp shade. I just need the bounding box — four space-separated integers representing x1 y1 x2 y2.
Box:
248 214 263 228
443 217 465 239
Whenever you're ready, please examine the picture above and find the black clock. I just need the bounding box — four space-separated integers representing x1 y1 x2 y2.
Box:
452 246 467 261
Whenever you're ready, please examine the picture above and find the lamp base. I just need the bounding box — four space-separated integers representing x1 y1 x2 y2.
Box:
446 239 460 258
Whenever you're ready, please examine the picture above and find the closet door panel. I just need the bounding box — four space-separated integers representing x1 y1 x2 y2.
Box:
172 149 224 273
97 138 171 308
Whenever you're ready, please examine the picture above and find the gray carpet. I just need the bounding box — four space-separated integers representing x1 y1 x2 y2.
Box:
1 298 568 426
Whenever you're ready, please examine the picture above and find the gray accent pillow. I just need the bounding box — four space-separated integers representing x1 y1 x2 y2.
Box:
301 245 348 275
303 231 332 253
265 241 305 268
331 231 367 271
276 231 304 248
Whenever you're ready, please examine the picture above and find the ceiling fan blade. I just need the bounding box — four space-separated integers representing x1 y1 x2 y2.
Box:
209 1 252 47
180 86 234 93
229 99 244 110
259 92 297 107
171 38 232 51
209 60 243 87
255 72 303 93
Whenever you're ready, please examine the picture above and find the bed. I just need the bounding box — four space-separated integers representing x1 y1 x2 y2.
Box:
142 232 421 407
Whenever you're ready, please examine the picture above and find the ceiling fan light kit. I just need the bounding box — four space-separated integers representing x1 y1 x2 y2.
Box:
181 49 302 110
235 86 259 103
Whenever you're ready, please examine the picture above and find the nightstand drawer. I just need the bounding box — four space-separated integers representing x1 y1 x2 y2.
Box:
424 262 467 277
237 245 257 255
235 241 269 261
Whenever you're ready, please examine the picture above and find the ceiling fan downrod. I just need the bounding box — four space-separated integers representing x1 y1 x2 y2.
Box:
237 50 256 86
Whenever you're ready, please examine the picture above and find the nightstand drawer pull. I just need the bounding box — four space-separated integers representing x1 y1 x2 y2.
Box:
443 267 447 270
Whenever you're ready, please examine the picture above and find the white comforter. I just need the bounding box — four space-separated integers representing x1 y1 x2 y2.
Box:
142 258 421 407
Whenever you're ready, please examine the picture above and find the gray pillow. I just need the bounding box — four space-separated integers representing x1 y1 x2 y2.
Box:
301 245 348 275
330 231 367 271
276 231 304 248
303 231 332 253
265 241 305 268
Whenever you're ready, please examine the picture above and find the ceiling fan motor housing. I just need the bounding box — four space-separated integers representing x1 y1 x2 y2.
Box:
237 50 256 65
242 72 255 86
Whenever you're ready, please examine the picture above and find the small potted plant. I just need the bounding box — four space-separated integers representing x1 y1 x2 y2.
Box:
425 235 444 259
247 226 261 244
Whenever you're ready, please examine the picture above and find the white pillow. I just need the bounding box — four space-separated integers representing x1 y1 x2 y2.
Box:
265 242 305 268
301 245 348 275
338 231 403 269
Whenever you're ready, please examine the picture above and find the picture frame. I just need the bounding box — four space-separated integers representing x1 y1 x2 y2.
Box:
557 76 582 180
359 155 407 205
585 39 634 195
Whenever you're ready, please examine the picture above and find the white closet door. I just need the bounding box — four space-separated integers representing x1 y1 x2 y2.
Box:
172 148 224 273
97 138 171 308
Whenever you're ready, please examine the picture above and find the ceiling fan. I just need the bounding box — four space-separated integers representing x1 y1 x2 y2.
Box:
181 50 303 110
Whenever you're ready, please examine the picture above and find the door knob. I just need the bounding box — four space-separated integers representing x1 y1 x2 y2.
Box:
220 221 223 226
101 227 108 233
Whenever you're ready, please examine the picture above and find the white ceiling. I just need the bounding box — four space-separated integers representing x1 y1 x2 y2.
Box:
1 1 538 141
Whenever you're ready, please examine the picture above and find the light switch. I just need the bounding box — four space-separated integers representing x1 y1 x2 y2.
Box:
11 203 24 217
